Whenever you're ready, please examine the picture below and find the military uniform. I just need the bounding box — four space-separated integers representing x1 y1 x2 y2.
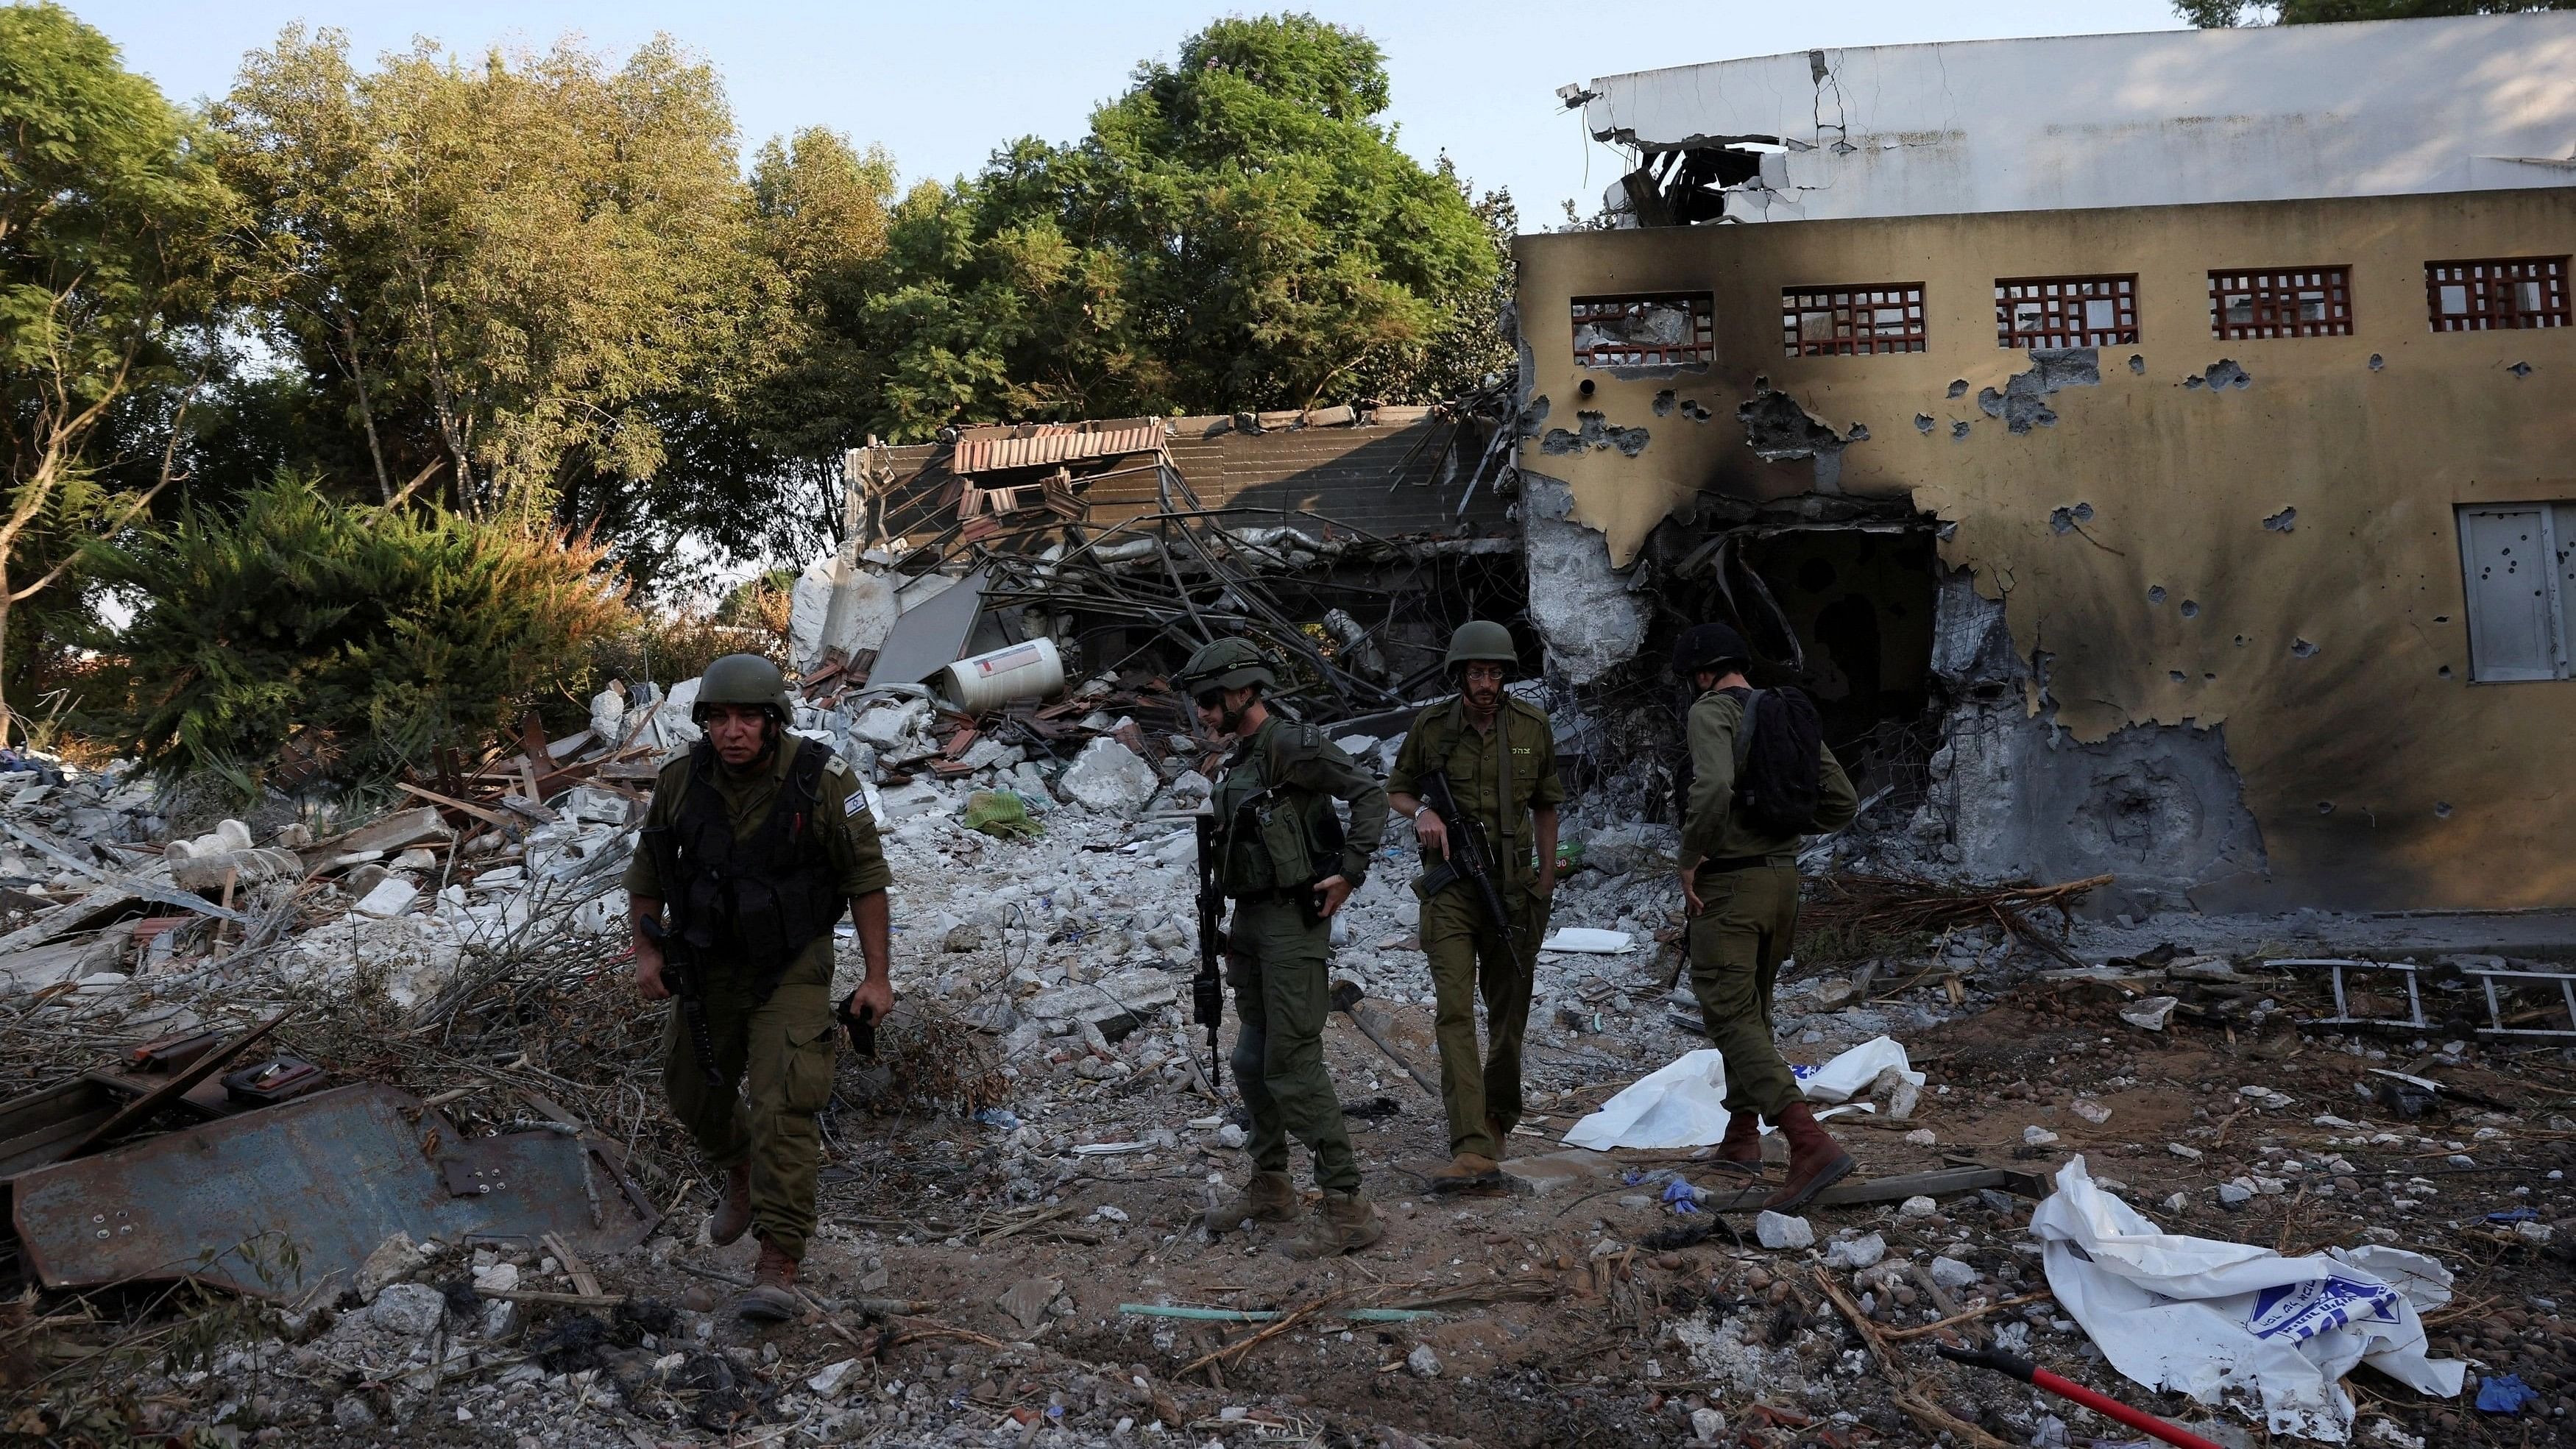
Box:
1210 717 1389 1194
1680 687 1858 1122
623 734 890 1263
1387 695 1562 1163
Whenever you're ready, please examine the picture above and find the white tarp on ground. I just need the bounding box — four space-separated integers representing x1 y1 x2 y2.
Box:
1561 1035 1924 1149
2028 1157 2465 1442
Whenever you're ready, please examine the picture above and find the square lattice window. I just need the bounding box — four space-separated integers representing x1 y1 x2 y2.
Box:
1569 294 1715 368
1996 275 2138 348
2209 267 2352 339
2427 257 2570 331
1781 284 1926 357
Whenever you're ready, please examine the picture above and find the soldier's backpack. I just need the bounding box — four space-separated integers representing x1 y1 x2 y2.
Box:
1726 686 1824 836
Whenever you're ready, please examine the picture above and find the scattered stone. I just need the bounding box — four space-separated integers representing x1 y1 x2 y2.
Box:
2120 996 2179 1031
2071 1099 2112 1125
1928 1256 1978 1290
1822 1233 1886 1269
2516 1220 2554 1246
367 1282 447 1336
2218 1182 2254 1208
1406 1344 1442 1378
999 1278 1062 1333
1690 1406 1726 1442
1903 1128 1937 1147
2023 1125 2060 1147
808 1358 860 1397
471 1261 520 1294
356 1232 430 1303
2168 1144 2204 1161
1755 1212 1814 1250
1897 1196 1938 1220
332 1395 379 1430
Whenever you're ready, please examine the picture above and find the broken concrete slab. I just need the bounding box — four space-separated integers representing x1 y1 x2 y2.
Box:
313 807 451 861
1023 967 1181 1035
1057 737 1158 815
1498 1149 1620 1197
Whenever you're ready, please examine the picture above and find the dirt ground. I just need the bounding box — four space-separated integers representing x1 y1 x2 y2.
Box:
24 940 2571 1449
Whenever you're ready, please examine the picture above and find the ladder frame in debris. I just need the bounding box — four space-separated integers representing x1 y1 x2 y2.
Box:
2278 958 2427 1031
2461 963 2576 1039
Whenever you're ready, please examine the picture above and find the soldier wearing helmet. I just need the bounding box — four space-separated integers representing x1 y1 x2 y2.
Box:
1385 620 1563 1189
1671 621 1860 1212
623 653 894 1319
1178 637 1391 1258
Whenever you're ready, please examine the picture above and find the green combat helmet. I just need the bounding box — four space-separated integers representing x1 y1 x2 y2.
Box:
1177 638 1277 701
1443 620 1517 676
693 653 796 725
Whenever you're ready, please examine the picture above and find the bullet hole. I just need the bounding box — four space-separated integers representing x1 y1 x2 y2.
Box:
2234 635 2248 648
1578 378 1596 397
2184 375 2203 389
2262 507 2296 532
2316 801 2335 815
2203 672 2216 681
2435 801 2453 818
2204 359 2251 391
1951 420 1971 441
2048 502 2094 534
2509 361 2533 378
1947 379 1969 399
1915 414 1936 433
2179 600 2200 619
1681 399 1713 421
1653 389 1676 417
2433 614 2449 623
2368 353 2385 371
2148 585 2167 604
2291 638 2318 659
2169 670 2187 683
2128 355 2145 375
2438 665 2453 679
1846 422 1870 442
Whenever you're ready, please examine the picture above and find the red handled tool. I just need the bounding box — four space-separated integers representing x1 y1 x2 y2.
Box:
1936 1343 2224 1449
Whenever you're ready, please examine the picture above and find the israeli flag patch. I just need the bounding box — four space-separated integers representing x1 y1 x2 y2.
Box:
843 790 871 821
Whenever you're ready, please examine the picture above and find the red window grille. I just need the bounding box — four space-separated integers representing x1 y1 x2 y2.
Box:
2209 267 2352 339
1996 275 2138 348
1569 294 1715 367
2427 257 2570 331
1781 284 1927 357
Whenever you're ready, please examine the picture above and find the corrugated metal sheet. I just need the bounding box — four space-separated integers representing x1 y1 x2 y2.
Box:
952 418 1166 475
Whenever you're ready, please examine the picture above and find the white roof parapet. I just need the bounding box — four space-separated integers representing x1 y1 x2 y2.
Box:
1577 13 2576 224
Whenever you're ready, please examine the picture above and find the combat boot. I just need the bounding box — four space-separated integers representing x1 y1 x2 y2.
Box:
1713 1111 1764 1178
1761 1102 1855 1211
1426 1152 1500 1191
1484 1114 1511 1161
1283 1189 1384 1259
1206 1172 1299 1233
734 1240 801 1322
707 1162 753 1247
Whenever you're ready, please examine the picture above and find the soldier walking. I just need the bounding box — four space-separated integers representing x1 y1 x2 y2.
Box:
1673 623 1861 1210
626 654 894 1319
1386 621 1561 1189
1181 639 1390 1257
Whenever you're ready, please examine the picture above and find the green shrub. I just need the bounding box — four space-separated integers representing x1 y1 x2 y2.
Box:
105 473 629 789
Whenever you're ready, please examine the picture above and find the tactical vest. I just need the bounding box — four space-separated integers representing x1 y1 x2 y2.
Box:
669 737 842 995
1211 723 1343 899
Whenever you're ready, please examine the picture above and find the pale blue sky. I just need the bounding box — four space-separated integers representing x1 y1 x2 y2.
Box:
77 0 2189 224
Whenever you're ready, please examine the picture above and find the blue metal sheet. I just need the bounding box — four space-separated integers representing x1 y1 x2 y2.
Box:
10 1083 657 1298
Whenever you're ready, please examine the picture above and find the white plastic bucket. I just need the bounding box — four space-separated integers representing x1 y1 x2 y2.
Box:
935 637 1066 712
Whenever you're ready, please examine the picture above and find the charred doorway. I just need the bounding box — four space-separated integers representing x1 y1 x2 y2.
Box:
1713 524 1939 806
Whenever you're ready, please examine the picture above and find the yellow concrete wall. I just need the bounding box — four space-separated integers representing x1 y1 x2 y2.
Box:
1516 189 2576 907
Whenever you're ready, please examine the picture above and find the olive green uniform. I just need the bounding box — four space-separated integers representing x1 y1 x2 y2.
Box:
1211 717 1389 1193
1387 696 1563 1161
623 741 891 1261
1680 690 1858 1119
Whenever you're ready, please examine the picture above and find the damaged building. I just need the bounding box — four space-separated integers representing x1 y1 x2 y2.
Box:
1520 12 2576 913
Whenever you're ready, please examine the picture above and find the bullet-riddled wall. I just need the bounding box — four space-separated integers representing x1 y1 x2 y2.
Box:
1514 186 2576 909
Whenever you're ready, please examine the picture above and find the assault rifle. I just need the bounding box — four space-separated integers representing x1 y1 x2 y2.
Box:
638 826 723 1088
1192 813 1226 1088
1415 768 1516 959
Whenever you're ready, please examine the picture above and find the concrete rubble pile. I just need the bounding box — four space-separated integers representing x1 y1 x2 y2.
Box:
5 651 2572 1448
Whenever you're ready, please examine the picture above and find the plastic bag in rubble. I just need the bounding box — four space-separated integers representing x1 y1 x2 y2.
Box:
2028 1156 2464 1441
963 790 1043 840
1560 1035 1926 1150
